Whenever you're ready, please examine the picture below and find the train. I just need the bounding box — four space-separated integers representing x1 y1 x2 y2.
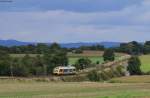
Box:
53 66 76 75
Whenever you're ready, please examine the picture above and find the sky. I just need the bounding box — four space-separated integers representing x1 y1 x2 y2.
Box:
0 0 149 43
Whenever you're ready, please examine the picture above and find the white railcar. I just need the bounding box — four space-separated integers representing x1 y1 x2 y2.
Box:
53 66 76 75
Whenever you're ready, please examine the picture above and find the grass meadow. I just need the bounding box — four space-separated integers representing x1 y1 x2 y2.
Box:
0 79 150 98
140 55 150 72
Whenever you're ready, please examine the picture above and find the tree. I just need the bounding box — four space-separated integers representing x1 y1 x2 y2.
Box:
10 57 28 77
143 41 150 54
50 43 61 50
103 49 115 62
36 43 49 54
75 58 91 70
73 49 83 54
117 41 143 55
0 51 11 76
30 55 44 76
43 43 68 74
127 56 142 75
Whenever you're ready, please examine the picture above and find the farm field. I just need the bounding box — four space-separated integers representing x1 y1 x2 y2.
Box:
140 55 150 72
0 79 150 98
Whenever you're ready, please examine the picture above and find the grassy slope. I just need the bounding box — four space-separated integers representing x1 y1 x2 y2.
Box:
140 55 150 72
0 80 150 98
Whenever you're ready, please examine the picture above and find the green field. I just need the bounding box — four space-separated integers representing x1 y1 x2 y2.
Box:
140 55 150 72
0 79 150 98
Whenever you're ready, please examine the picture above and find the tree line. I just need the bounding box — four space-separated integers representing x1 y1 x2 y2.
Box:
114 41 150 55
0 43 68 76
0 41 150 55
0 43 114 77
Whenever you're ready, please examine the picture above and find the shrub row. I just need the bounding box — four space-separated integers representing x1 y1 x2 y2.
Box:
87 65 125 82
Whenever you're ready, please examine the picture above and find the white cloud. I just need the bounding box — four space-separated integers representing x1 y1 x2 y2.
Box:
0 0 150 42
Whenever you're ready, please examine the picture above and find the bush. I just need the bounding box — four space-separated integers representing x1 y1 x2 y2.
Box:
75 58 92 70
99 71 110 81
87 70 100 81
96 61 100 64
116 65 125 76
127 56 142 75
87 66 125 82
74 49 83 54
103 49 115 62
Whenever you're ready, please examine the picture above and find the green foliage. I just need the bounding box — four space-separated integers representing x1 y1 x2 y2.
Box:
103 49 115 62
74 58 91 70
36 43 49 54
96 61 100 64
115 65 125 76
0 51 11 76
87 70 100 81
73 49 83 54
127 56 142 75
116 41 143 55
79 45 104 51
43 43 68 74
87 65 125 82
143 41 150 54
0 43 68 77
9 54 45 77
0 41 150 56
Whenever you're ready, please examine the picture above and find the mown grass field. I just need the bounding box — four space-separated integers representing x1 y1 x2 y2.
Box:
0 79 150 98
140 55 150 72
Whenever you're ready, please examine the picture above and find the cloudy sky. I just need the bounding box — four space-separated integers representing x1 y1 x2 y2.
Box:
0 0 149 43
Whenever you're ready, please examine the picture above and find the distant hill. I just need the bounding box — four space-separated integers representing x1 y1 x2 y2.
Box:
0 40 33 47
60 42 120 48
0 40 121 48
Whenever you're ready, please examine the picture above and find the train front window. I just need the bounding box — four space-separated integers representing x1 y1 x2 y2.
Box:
69 69 73 72
59 69 63 72
64 69 68 72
